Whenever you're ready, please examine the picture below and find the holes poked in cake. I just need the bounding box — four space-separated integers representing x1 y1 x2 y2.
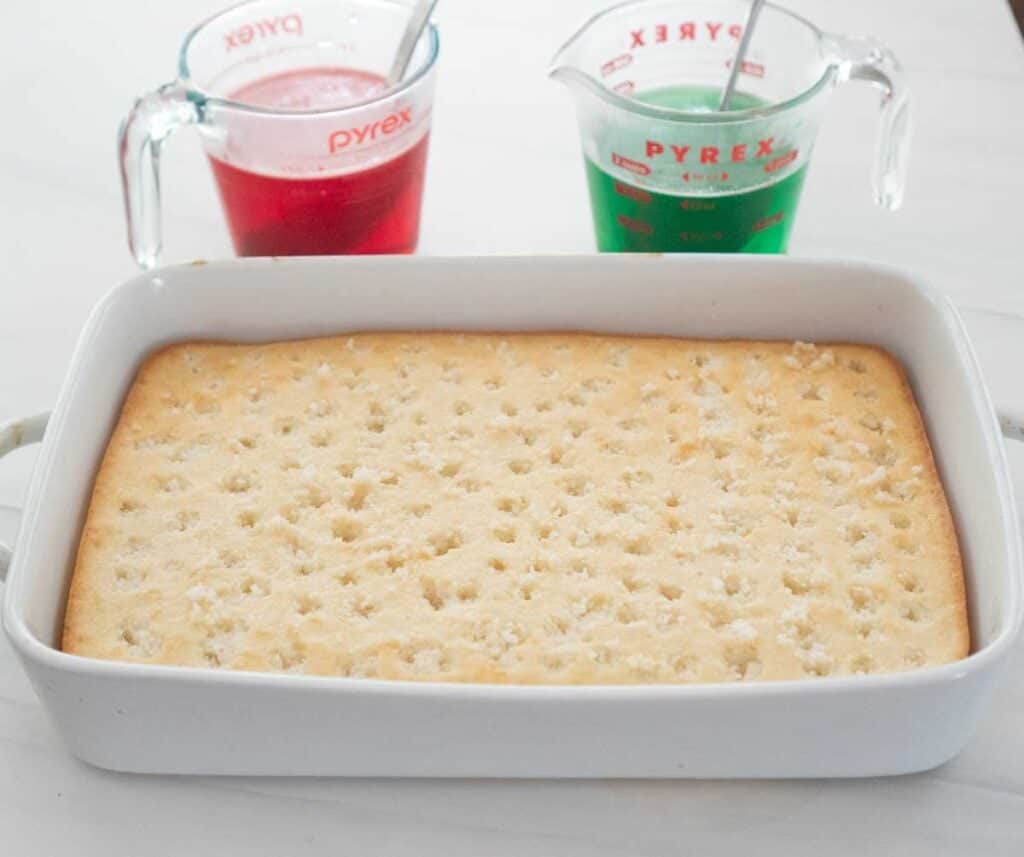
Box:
601 497 628 515
724 642 761 680
903 648 926 668
721 572 749 598
118 497 144 515
296 594 322 616
430 530 463 557
899 602 927 624
173 509 200 532
452 400 473 417
309 430 333 448
782 570 814 596
619 572 645 593
659 582 683 601
274 418 297 437
514 426 540 448
421 577 445 611
850 654 875 675
270 645 305 673
222 471 254 494
620 468 653 488
294 561 318 577
331 517 363 543
856 620 877 640
566 419 589 439
113 565 147 591
889 512 912 531
297 484 329 510
844 524 870 546
847 585 877 614
802 655 832 677
346 482 371 511
456 582 480 602
489 557 508 572
353 598 377 619
847 358 867 374
438 461 462 480
334 570 359 588
799 383 828 402
496 496 527 514
405 502 432 519
561 390 587 408
897 571 922 594
120 625 162 658
623 535 652 556
492 525 517 545
562 474 591 497
508 459 533 476
238 510 260 529
893 534 921 556
307 399 334 419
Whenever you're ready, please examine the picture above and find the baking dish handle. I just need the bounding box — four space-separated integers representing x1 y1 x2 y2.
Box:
959 306 1024 442
0 413 49 582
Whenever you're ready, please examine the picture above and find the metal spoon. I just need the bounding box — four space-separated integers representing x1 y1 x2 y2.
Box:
387 0 440 85
718 0 766 110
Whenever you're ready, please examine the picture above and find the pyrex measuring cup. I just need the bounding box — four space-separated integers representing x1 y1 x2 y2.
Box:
120 0 439 267
550 0 910 253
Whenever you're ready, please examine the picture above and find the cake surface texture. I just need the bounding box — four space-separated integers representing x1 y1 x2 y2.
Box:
63 333 968 683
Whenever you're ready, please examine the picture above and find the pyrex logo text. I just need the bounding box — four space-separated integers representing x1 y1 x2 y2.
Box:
628 21 743 48
644 137 776 164
328 109 413 153
224 14 303 50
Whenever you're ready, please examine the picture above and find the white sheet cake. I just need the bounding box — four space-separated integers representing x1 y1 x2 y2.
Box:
62 334 968 683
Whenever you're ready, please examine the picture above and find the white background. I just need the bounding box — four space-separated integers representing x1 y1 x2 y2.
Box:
2 1 1023 853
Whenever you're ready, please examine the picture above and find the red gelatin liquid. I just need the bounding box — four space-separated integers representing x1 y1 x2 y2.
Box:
208 68 429 256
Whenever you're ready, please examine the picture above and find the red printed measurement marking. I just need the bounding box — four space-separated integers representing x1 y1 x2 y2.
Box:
679 231 724 242
680 199 715 211
328 108 413 153
681 172 729 182
617 214 654 235
601 54 633 77
628 21 742 48
612 152 651 176
613 80 636 95
614 181 652 204
752 211 784 232
225 13 303 50
725 59 766 78
764 149 799 173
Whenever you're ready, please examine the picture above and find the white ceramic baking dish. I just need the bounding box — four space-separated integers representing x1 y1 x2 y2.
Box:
1 255 1021 778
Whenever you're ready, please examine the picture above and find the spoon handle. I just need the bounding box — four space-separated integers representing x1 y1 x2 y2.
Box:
387 0 440 85
718 0 766 110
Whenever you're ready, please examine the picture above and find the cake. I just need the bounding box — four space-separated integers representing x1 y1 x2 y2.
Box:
62 333 968 683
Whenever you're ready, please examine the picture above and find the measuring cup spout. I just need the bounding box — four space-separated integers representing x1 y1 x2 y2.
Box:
547 20 603 99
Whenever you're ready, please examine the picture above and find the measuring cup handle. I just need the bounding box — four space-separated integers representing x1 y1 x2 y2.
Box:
118 83 202 269
824 34 911 211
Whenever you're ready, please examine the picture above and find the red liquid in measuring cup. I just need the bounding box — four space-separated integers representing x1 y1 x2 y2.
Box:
208 68 429 256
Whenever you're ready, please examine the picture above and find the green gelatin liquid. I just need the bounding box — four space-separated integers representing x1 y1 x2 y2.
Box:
585 85 808 253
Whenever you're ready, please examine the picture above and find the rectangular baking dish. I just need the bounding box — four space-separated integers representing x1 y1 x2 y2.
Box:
2 255 1021 777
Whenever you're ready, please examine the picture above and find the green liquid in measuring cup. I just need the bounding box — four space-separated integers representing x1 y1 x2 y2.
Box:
585 85 808 254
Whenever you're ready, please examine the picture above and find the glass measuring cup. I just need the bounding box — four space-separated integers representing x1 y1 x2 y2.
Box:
119 0 439 267
550 0 910 253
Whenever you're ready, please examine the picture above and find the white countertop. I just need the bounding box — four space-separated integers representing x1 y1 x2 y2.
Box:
2 0 1023 852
